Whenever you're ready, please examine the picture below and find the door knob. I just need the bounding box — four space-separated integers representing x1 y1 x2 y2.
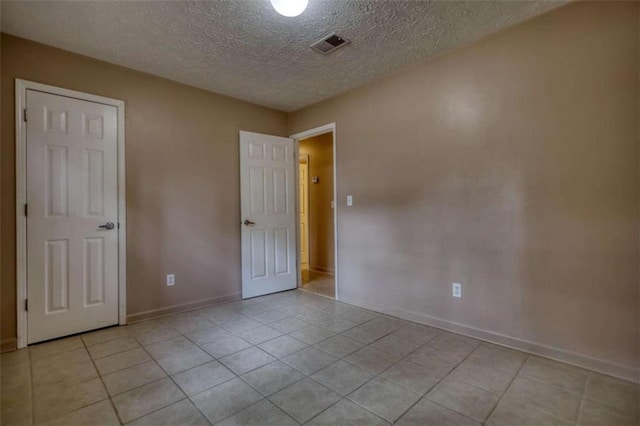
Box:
243 220 256 226
98 222 115 230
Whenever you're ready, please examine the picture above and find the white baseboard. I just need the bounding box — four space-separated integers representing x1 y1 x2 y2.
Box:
309 265 334 274
127 292 241 324
338 292 639 383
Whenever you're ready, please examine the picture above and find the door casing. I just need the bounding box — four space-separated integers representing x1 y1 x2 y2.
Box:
290 123 338 299
15 79 127 348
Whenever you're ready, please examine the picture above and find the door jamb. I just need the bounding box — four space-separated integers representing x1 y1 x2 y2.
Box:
15 79 127 348
290 123 338 300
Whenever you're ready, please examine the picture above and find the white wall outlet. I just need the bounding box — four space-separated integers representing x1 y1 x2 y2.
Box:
347 195 353 206
452 283 462 298
166 274 175 287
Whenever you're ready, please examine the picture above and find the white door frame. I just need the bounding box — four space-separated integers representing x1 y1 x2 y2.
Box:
15 79 127 348
290 123 338 300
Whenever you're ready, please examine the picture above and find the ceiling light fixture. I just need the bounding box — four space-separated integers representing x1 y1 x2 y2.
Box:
270 0 308 17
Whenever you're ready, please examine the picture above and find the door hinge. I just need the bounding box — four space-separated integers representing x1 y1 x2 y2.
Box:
25 299 28 311
24 204 28 217
23 108 27 122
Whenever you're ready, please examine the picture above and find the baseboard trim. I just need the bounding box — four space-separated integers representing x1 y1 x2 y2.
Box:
126 292 242 324
1 338 18 353
309 266 334 275
338 292 639 383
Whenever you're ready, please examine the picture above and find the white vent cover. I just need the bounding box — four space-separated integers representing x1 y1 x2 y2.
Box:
310 33 350 55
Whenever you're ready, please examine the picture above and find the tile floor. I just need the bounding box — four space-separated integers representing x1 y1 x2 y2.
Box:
300 270 335 298
1 289 638 425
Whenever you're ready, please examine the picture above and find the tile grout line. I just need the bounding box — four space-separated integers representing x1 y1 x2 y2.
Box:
83 323 201 423
298 384 386 425
503 360 591 424
515 366 587 397
575 371 591 426
481 353 531 425
30 339 125 425
27 345 35 426
221 373 303 425
88 340 147 366
382 336 483 424
80 336 126 426
127 329 210 425
265 375 344 425
302 324 445 424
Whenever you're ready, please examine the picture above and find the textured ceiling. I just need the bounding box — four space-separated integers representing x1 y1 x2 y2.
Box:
2 0 565 111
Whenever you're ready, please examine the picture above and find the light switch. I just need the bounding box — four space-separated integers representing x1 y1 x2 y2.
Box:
452 283 462 298
347 195 353 206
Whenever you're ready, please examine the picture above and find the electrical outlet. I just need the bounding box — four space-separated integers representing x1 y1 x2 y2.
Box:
452 283 462 298
347 195 353 206
167 274 175 287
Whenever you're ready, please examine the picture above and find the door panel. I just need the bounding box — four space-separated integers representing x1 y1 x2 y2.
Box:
273 228 290 275
27 90 119 344
240 131 296 298
45 239 69 313
84 149 105 216
84 237 105 306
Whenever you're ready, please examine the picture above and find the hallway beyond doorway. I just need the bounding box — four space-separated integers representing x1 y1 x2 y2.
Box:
301 270 335 298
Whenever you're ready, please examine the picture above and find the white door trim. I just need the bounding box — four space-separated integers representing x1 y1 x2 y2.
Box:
290 123 338 300
15 79 127 349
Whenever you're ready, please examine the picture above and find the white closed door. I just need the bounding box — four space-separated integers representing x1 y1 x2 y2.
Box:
240 131 297 298
27 90 119 344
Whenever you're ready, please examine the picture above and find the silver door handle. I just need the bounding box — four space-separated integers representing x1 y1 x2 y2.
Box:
243 220 255 226
98 222 115 230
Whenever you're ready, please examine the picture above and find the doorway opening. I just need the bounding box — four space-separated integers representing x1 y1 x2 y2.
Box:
294 128 336 299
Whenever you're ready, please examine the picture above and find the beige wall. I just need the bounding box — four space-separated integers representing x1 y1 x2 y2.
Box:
299 133 334 273
0 34 287 350
289 1 640 378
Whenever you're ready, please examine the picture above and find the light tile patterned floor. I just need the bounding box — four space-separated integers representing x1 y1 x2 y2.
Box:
1 290 638 425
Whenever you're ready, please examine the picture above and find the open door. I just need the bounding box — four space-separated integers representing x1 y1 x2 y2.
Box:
240 131 297 298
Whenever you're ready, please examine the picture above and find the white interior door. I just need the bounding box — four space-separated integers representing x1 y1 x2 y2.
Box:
240 131 297 298
26 89 119 344
299 157 310 269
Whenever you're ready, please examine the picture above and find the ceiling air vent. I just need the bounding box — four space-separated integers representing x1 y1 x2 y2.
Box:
310 33 349 55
